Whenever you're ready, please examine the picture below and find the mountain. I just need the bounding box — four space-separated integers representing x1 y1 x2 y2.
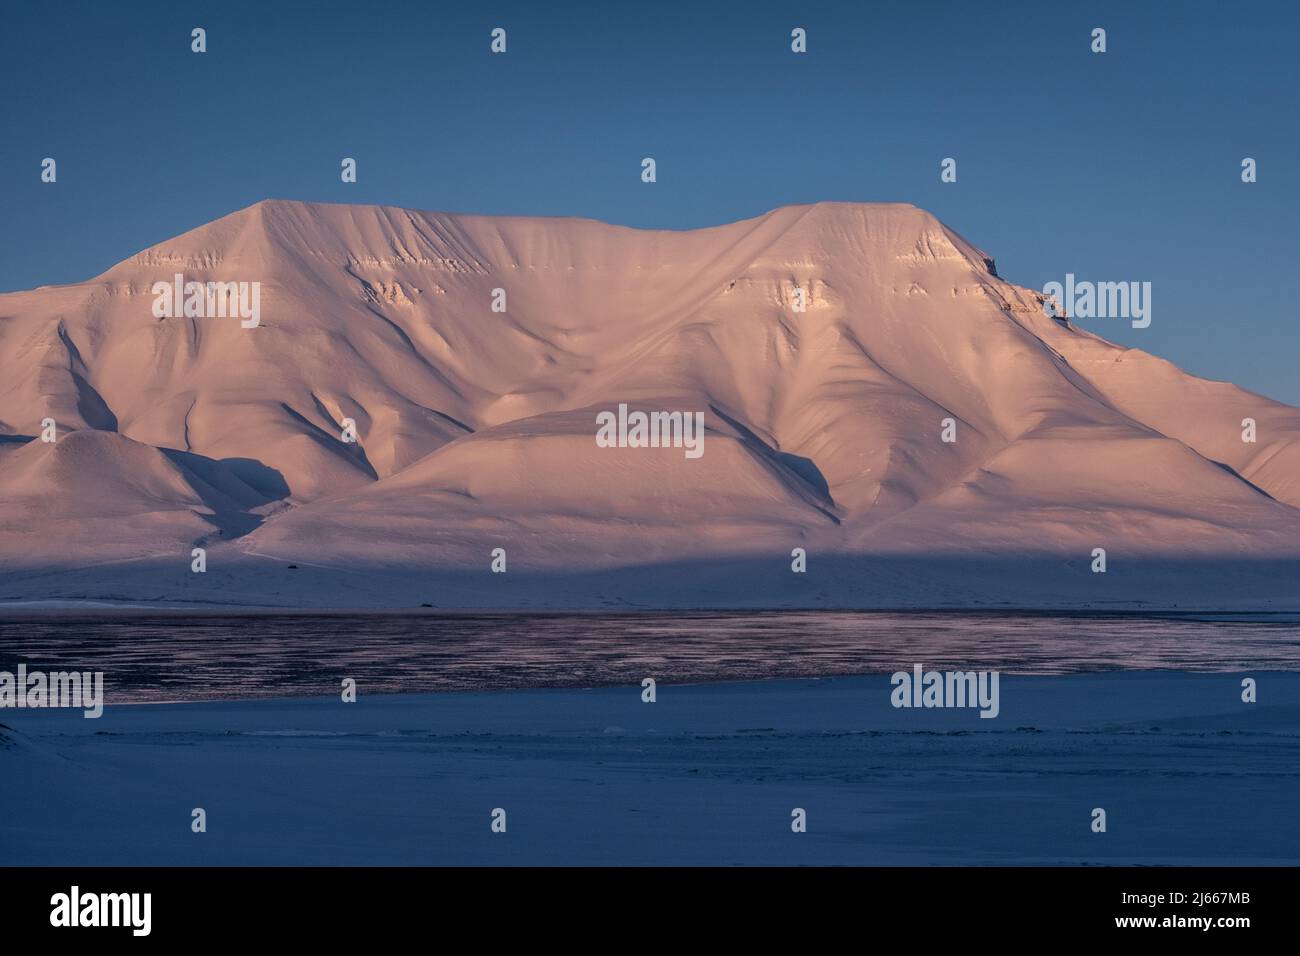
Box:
2 199 1298 609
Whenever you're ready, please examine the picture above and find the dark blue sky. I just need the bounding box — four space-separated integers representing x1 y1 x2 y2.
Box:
3 0 1297 401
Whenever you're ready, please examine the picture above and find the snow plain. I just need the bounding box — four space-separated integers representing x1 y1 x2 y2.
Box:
2 672 1296 866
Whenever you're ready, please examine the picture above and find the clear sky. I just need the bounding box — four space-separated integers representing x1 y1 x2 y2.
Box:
2 0 1297 402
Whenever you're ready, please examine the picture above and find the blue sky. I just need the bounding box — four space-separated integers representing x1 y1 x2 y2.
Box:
2 0 1297 401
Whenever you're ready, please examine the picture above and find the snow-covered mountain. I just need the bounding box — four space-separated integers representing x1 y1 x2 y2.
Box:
2 199 1298 608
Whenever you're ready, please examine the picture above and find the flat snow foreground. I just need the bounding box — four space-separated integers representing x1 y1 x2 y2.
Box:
1 672 1297 866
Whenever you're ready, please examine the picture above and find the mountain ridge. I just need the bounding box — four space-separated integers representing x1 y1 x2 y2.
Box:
2 199 1298 607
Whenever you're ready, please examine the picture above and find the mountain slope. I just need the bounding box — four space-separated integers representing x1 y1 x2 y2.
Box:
1 199 1297 606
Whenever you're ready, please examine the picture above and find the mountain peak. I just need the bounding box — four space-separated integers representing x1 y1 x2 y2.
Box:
3 199 1299 607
